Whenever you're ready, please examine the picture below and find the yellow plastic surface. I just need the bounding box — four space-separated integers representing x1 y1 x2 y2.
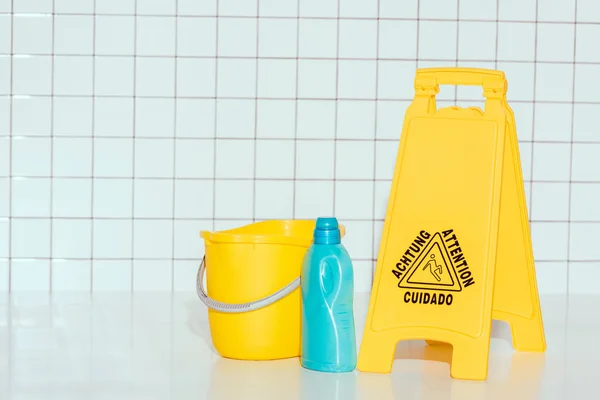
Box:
356 67 545 380
200 220 345 361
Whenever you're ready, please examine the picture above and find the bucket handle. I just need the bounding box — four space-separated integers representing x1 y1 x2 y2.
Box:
196 256 301 314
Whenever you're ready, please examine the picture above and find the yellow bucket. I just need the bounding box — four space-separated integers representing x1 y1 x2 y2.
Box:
197 219 345 361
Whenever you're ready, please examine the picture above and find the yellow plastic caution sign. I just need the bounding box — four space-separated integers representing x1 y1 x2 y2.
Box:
357 67 546 381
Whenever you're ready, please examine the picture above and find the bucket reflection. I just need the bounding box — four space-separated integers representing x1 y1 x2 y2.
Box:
208 357 301 400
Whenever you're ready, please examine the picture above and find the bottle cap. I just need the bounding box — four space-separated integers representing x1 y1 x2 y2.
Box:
313 217 341 245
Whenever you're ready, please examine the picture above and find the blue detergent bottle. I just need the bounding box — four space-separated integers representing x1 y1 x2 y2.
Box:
300 217 357 373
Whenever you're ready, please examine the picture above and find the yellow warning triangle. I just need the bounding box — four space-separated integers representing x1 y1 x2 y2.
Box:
396 231 463 292
357 67 546 381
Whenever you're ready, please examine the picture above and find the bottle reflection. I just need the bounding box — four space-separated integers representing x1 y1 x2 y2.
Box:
300 368 357 400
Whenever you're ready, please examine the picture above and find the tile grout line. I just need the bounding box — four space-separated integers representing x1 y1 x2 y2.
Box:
4 11 600 24
291 0 300 220
370 0 381 288
3 216 599 224
130 0 138 293
415 1 420 82
211 2 220 233
5 93 600 105
90 0 97 293
5 52 600 65
332 0 340 217
494 0 499 71
3 256 599 263
527 0 540 243
562 2 579 375
566 1 579 298
5 175 600 184
171 0 179 291
49 0 55 292
251 1 259 223
454 0 460 101
6 135 600 145
7 0 14 291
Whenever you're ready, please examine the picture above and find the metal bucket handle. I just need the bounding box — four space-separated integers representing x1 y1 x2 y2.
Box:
196 256 301 314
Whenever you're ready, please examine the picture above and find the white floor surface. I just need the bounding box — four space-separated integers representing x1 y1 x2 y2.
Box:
0 291 594 399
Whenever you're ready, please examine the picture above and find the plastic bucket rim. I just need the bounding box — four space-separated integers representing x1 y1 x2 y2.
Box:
200 219 345 247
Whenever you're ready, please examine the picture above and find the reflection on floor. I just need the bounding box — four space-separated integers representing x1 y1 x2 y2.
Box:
0 291 591 399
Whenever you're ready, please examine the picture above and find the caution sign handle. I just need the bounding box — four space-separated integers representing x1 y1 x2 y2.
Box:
415 67 507 92
411 67 508 121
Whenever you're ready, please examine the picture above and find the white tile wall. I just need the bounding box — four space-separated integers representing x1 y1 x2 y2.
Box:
1 0 599 295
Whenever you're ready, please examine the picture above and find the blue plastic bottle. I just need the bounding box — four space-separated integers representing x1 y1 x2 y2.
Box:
300 217 357 373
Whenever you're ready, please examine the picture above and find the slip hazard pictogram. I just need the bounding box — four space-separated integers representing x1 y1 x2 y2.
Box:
391 229 475 299
398 232 462 292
